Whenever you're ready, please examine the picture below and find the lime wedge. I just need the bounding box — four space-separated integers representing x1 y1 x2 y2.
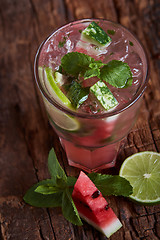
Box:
38 66 47 91
40 67 80 131
119 152 160 205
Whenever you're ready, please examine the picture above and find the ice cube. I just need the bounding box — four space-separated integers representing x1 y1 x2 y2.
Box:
65 38 74 52
75 39 108 58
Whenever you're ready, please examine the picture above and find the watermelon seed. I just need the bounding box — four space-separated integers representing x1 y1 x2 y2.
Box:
105 204 109 210
79 200 92 211
92 190 100 199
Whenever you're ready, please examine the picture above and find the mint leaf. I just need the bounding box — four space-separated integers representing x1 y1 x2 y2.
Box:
88 173 133 197
60 52 95 77
123 76 133 88
66 176 77 194
23 180 62 207
67 176 77 187
87 172 99 182
48 148 67 184
84 68 100 79
107 29 115 35
56 176 67 188
89 61 104 69
60 53 133 89
35 184 60 195
58 36 67 48
100 60 133 88
62 188 83 226
67 80 89 108
83 61 104 79
129 41 134 46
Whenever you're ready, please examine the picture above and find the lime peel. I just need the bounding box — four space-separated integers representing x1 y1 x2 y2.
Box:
45 67 73 109
119 151 160 205
40 67 80 132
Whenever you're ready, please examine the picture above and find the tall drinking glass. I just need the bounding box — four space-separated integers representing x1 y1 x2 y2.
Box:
34 19 148 172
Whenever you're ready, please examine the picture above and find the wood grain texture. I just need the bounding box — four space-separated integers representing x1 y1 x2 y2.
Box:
0 0 160 239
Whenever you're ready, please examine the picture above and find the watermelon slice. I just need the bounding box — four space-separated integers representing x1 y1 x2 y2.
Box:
72 171 122 238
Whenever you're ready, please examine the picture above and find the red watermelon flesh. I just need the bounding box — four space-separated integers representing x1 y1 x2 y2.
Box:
72 171 122 238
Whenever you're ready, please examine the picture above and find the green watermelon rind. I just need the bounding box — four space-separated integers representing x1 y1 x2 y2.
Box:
81 21 112 47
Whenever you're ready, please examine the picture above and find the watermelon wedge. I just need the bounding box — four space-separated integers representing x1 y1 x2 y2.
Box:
72 171 122 238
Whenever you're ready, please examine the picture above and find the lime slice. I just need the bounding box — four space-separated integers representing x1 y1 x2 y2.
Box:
40 67 80 131
38 66 44 82
38 66 47 90
44 67 73 108
44 99 80 131
119 151 160 205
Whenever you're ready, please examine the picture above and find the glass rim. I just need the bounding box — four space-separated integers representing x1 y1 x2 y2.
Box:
34 18 149 119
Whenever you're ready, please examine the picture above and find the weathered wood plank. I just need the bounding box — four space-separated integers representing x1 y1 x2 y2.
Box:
0 0 160 239
0 0 65 239
66 0 117 21
0 197 56 240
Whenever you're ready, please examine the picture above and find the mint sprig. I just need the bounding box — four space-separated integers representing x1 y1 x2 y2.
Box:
24 148 132 226
24 148 82 226
59 52 133 88
88 172 133 197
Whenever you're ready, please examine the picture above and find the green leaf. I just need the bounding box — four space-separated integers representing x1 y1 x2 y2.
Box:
67 176 77 187
67 80 89 108
84 68 100 80
87 172 99 182
89 61 104 69
35 184 60 195
83 61 104 80
62 188 83 226
100 60 133 88
88 173 133 197
48 148 67 184
60 52 95 77
107 29 115 35
123 76 133 88
56 176 67 188
58 36 67 48
66 176 77 194
23 180 62 207
129 41 134 46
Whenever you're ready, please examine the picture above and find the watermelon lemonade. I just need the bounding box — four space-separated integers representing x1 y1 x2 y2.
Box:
34 19 148 172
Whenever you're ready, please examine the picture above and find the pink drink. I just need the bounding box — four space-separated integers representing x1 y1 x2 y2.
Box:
34 19 148 172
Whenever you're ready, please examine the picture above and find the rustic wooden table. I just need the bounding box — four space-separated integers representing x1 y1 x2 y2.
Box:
0 0 160 239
